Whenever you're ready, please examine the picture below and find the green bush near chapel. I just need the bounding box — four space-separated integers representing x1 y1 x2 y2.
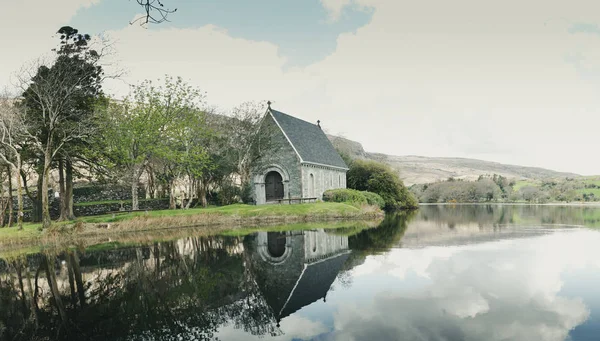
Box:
323 188 384 209
347 159 418 210
361 191 386 209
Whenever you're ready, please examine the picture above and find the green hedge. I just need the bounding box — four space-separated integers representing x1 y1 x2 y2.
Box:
361 191 386 209
322 189 384 209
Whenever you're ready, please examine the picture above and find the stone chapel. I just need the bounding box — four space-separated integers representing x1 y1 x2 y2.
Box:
251 104 348 204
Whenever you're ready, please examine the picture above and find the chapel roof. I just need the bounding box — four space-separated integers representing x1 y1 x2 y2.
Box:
277 251 351 319
269 108 348 170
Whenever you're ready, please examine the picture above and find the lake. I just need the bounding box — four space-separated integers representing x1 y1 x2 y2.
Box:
1 204 600 341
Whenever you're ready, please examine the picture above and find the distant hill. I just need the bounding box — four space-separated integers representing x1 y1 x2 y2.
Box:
327 135 580 185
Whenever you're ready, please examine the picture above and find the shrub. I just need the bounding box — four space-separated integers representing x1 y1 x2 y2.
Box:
361 191 385 209
214 184 241 206
240 181 254 204
323 189 367 206
347 160 418 210
323 188 384 209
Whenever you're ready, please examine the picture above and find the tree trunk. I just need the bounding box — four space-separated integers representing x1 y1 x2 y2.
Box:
199 183 208 208
27 163 44 223
16 156 23 230
185 176 194 209
0 171 7 227
69 251 86 307
33 172 42 223
14 260 28 316
66 159 75 219
147 165 155 199
6 165 13 227
169 179 176 209
24 259 38 324
41 147 52 229
131 166 142 211
58 159 67 221
65 252 77 307
43 254 67 323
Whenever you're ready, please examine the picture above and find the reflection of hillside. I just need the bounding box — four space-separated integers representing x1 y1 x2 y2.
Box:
418 204 600 228
400 204 600 248
400 220 553 248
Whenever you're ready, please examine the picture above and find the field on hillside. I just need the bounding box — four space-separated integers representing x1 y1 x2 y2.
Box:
328 135 582 185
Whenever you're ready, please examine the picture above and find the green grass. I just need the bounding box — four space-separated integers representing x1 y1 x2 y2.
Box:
576 188 600 196
77 202 363 224
513 180 539 191
0 223 42 241
0 202 380 251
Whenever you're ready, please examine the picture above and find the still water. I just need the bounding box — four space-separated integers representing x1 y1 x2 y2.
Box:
1 204 600 341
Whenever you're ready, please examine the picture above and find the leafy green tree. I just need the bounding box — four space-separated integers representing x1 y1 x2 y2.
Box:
98 76 205 210
347 160 418 210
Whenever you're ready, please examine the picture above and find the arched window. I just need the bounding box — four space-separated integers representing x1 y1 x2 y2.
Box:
309 173 315 197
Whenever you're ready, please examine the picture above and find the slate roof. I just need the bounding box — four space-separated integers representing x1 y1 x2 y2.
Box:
269 109 348 170
278 251 351 319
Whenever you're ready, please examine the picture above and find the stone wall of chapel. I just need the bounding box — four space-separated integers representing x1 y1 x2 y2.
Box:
301 164 347 200
251 115 302 204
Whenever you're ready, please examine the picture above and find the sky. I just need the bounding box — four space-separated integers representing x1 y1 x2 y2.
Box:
2 0 600 175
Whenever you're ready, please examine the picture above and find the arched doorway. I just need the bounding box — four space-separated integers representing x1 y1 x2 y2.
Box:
267 232 287 257
265 171 284 201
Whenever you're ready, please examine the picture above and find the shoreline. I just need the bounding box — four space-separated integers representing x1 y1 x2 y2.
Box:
0 202 384 252
419 202 600 207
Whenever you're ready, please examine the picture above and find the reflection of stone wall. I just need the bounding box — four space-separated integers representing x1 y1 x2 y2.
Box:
246 229 350 319
245 232 306 315
303 229 349 262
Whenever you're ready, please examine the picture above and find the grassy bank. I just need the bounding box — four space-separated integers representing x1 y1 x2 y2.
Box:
0 202 383 251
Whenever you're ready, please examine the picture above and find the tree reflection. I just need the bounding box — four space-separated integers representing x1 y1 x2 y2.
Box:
0 216 429 341
348 211 416 253
0 236 279 340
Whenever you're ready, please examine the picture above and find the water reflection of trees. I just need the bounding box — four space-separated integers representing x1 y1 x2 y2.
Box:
0 236 279 341
348 211 415 253
4 206 597 340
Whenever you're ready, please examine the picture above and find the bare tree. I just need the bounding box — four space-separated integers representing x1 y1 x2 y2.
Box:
16 55 103 228
132 0 177 25
226 101 282 185
0 94 28 229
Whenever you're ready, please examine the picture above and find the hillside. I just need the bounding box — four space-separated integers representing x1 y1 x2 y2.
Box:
327 135 580 185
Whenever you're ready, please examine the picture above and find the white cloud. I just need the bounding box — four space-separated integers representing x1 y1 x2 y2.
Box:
102 23 320 111
0 0 100 91
303 0 600 174
325 230 600 341
4 0 600 174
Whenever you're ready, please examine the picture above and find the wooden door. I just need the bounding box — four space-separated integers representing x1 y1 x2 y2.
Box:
265 171 284 201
